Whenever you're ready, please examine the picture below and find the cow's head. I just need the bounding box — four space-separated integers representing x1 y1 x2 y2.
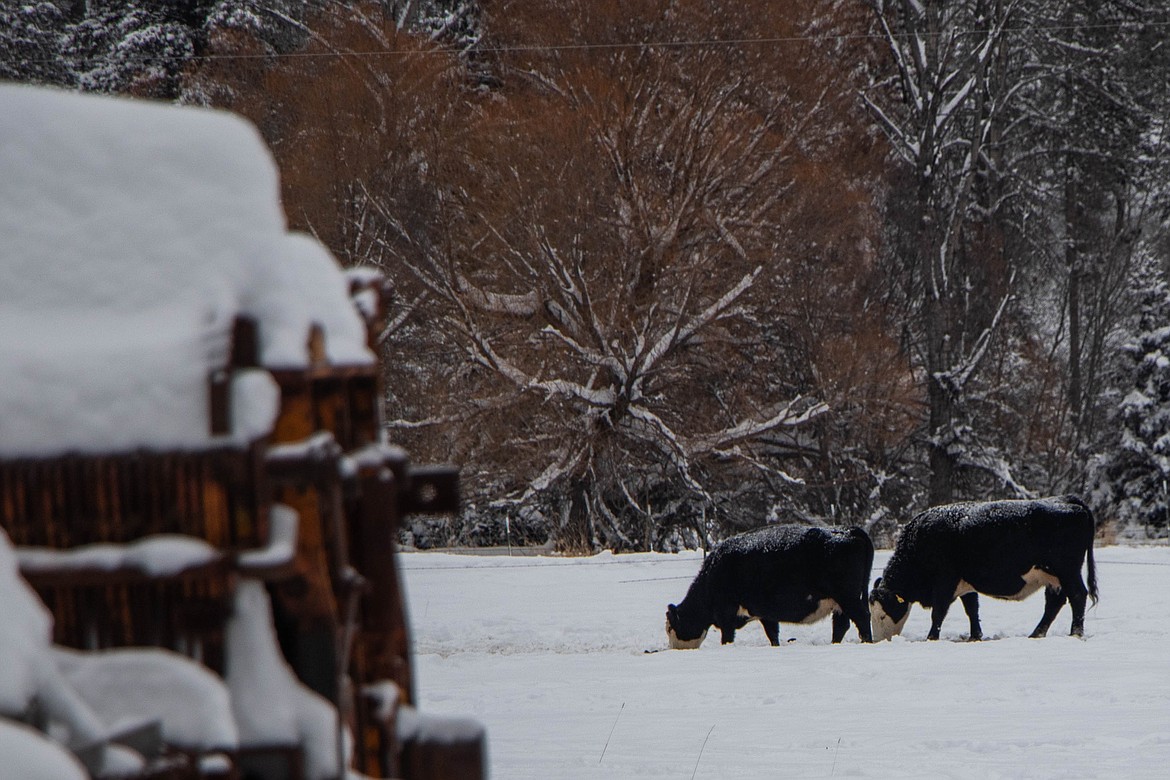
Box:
665 604 708 649
869 578 910 641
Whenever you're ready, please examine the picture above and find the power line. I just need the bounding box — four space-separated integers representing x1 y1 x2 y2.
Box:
10 18 1170 67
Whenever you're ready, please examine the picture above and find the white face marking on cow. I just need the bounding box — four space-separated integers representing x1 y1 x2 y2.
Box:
870 598 910 641
665 617 707 650
799 598 840 625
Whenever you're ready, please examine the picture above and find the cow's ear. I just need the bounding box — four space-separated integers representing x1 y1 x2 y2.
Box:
667 604 679 626
873 577 882 589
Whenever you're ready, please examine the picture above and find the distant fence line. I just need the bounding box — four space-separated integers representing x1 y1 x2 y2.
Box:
399 549 1170 576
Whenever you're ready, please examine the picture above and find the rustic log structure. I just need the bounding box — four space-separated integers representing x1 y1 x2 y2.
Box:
0 84 483 780
0 282 480 779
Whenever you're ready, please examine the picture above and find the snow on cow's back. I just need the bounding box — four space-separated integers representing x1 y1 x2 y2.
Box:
897 497 1096 563
709 524 805 558
710 524 866 560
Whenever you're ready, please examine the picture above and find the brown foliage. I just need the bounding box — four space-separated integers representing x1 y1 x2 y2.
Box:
188 3 468 268
188 1 915 544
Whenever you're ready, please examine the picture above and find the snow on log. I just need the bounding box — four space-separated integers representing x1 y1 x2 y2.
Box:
225 579 349 780
0 84 373 458
54 647 239 753
0 721 87 780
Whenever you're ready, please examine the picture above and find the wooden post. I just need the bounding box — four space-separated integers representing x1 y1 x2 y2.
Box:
209 370 231 436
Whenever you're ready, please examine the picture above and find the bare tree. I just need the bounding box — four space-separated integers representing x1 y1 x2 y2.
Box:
188 1 905 548
864 0 1021 503
382 0 890 548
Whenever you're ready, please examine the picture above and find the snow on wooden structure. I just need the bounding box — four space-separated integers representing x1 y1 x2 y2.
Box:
0 84 480 779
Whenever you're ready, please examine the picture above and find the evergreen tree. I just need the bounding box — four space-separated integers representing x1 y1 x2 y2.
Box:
1024 0 1168 444
66 4 196 96
0 2 69 84
1099 259 1170 536
963 0 1170 500
391 0 480 48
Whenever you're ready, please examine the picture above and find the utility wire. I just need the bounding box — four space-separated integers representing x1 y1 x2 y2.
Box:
11 18 1170 67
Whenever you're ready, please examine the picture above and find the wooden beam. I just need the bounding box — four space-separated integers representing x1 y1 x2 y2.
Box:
209 369 231 436
231 316 260 368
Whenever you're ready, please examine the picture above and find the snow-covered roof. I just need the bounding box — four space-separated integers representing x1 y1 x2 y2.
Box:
0 84 374 459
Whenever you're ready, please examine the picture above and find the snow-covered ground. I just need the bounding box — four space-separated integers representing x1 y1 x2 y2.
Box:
402 545 1170 779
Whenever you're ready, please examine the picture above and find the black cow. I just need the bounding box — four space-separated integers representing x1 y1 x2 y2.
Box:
665 524 874 648
870 495 1099 641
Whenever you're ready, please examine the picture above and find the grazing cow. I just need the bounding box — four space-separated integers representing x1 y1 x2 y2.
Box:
665 524 874 648
870 495 1099 641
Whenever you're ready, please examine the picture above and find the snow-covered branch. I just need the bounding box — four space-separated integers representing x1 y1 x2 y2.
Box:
454 273 540 316
935 276 1015 394
686 398 830 454
641 267 762 375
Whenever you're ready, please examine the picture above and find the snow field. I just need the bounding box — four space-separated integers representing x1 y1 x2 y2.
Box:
403 546 1170 779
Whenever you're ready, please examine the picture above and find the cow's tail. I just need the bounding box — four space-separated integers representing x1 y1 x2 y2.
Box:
1070 495 1100 605
1086 537 1099 606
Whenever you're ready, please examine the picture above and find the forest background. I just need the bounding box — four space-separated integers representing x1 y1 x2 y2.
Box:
5 0 1170 551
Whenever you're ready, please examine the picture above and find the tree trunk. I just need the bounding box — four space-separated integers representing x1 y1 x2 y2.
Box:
1066 161 1083 421
556 478 594 554
926 295 956 505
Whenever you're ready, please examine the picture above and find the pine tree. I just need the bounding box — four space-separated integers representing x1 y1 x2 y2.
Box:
1026 0 1166 441
64 4 197 96
391 0 481 48
1099 260 1170 536
0 2 69 85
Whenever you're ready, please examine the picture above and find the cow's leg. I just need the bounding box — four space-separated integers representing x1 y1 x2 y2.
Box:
1030 587 1067 638
927 582 959 640
836 599 872 643
1063 573 1090 638
959 592 982 641
831 610 850 643
761 619 780 646
715 606 739 644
